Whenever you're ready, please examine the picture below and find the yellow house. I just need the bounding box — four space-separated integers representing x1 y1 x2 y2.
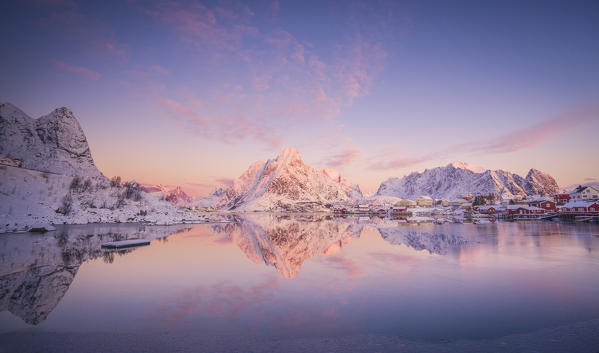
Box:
416 196 433 207
396 199 417 208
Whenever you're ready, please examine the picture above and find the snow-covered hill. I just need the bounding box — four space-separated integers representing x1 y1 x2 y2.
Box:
0 166 206 233
215 148 363 211
0 103 207 232
194 187 227 209
141 184 195 207
0 103 102 177
377 162 559 200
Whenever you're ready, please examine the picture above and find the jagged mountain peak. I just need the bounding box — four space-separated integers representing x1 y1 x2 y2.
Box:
0 102 103 177
276 147 302 163
524 168 559 196
215 148 362 211
377 162 559 200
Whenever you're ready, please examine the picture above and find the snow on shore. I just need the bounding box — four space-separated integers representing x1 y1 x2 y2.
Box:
0 165 207 233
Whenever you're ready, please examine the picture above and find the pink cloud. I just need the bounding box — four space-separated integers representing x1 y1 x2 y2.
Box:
216 177 234 187
369 104 599 170
53 60 100 80
148 64 170 76
93 40 129 61
159 97 282 149
137 0 399 126
321 148 361 168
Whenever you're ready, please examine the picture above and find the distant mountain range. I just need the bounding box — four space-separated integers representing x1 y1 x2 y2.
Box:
376 162 560 200
0 101 574 217
141 184 194 207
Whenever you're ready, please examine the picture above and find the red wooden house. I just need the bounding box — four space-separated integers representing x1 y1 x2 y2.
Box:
529 199 557 212
559 201 599 214
554 194 570 206
507 205 545 216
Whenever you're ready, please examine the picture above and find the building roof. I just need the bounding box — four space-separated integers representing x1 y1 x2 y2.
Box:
529 197 554 203
570 185 599 194
507 205 544 211
560 200 598 208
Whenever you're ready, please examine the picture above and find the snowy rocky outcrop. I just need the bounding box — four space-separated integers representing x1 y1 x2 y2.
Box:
0 103 207 233
216 148 363 211
141 184 194 207
0 166 206 233
194 187 227 209
0 103 102 177
321 168 363 200
376 162 560 200
524 168 560 196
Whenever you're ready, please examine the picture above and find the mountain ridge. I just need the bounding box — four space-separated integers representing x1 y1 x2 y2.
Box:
377 162 560 200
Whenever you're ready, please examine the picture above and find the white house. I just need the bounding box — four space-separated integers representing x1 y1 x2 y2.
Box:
570 186 599 201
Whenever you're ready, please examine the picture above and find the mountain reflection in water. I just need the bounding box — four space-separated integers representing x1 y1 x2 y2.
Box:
1 215 598 336
0 224 191 325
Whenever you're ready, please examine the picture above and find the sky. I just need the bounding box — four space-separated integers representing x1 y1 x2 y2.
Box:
1 0 598 196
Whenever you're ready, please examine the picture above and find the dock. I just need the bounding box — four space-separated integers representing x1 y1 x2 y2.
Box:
101 239 151 249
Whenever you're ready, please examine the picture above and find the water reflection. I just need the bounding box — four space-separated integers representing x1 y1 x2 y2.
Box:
217 214 364 278
1 216 598 334
0 224 189 325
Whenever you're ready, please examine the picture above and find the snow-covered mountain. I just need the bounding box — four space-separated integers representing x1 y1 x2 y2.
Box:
0 103 207 232
194 187 227 209
216 148 363 211
141 184 194 207
376 162 559 200
0 102 102 177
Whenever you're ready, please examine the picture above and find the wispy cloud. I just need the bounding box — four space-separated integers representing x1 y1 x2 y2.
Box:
160 97 282 148
136 0 402 147
53 60 100 80
216 177 234 187
369 104 599 170
321 148 362 168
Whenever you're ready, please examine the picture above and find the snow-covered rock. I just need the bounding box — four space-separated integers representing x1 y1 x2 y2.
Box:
194 187 227 209
216 147 362 211
141 184 194 207
0 166 206 233
0 103 102 177
376 162 560 200
0 103 208 233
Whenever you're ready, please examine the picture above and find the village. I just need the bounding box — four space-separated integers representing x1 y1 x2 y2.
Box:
332 185 599 223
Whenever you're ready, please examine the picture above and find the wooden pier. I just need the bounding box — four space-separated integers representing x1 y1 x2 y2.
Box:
101 239 151 249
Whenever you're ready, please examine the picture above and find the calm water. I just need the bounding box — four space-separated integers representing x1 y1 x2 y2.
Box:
1 215 599 343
